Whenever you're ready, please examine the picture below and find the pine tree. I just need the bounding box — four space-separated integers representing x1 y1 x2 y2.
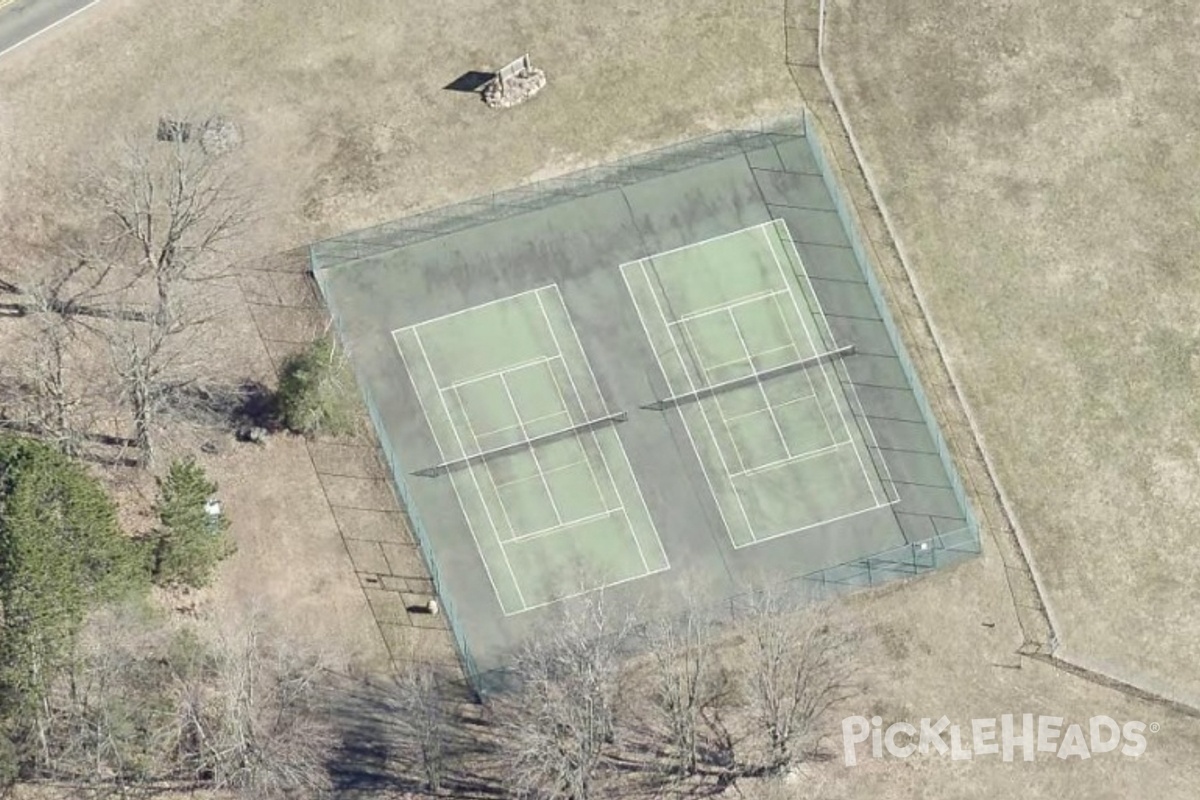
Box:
0 434 149 724
152 458 236 589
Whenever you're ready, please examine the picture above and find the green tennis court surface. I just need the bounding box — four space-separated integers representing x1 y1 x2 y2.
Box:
623 219 895 547
310 119 979 687
394 285 668 615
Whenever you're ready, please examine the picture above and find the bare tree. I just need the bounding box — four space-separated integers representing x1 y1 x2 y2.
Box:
0 229 149 325
1 133 249 464
0 314 73 445
738 596 858 776
637 606 731 780
92 137 250 466
16 609 335 797
33 605 178 796
170 620 334 798
26 319 76 452
496 593 633 800
390 662 453 794
96 137 248 325
108 317 186 467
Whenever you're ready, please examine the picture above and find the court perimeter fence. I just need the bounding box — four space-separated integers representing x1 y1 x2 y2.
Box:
310 112 979 694
310 119 812 271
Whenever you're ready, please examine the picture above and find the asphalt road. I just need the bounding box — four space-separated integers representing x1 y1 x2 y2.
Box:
0 0 100 60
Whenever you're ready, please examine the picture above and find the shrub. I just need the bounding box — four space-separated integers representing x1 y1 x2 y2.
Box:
151 457 236 589
275 335 355 436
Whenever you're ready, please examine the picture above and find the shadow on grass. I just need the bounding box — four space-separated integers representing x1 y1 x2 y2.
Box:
443 70 495 93
163 380 278 432
323 672 504 798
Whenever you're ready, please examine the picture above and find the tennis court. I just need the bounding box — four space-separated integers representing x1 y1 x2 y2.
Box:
393 285 669 615
622 219 897 548
313 120 978 685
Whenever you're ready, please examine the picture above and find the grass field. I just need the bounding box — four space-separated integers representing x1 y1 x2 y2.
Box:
0 0 798 259
823 0 1200 706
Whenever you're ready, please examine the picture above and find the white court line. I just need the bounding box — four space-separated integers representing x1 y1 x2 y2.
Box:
783 332 838 447
761 224 882 506
499 371 563 526
727 307 792 459
620 262 739 551
834 358 901 501
471 408 571 451
765 259 839 447
506 508 624 544
450 385 524 541
667 287 788 327
719 389 816 426
768 291 838 447
533 293 616 522
702 342 795 377
608 431 672 570
706 338 810 427
409 329 527 611
638 259 758 541
732 497 902 550
392 331 448 462
543 354 621 515
542 287 660 571
497 543 668 618
617 219 777 267
729 440 852 480
767 221 883 505
550 283 671 571
775 224 902 500
491 455 590 490
676 315 750 473
536 287 654 574
425 340 524 594
445 354 557 391
394 331 520 607
390 284 551 337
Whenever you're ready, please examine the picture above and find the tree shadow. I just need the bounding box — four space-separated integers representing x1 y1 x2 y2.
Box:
443 71 495 93
322 673 504 798
162 380 278 433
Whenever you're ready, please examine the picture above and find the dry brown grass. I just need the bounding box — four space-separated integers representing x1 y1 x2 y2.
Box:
3 0 1199 795
822 0 1200 707
0 0 798 257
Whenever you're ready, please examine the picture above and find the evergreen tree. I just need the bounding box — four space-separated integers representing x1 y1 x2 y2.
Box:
0 435 149 723
152 458 236 589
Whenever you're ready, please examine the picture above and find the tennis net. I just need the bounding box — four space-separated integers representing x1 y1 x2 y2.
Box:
413 411 627 478
642 344 856 411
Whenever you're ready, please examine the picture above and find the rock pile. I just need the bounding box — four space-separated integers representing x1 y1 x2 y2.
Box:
199 116 243 156
483 68 547 109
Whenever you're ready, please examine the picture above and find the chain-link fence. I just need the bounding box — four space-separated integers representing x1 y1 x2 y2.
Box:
800 106 980 554
311 115 980 694
311 267 483 688
309 120 810 272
